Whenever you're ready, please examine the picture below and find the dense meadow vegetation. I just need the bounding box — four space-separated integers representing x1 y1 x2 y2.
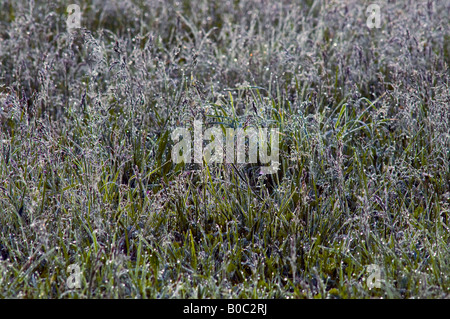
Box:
0 0 449 298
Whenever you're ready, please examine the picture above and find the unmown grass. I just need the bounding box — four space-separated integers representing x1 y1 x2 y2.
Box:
0 0 449 298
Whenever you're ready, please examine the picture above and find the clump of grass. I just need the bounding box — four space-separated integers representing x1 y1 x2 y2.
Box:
0 0 449 298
